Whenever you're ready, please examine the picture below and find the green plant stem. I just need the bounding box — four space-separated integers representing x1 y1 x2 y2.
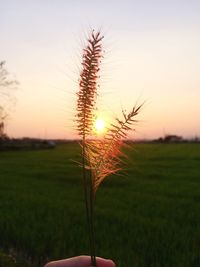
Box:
82 137 96 266
89 172 96 266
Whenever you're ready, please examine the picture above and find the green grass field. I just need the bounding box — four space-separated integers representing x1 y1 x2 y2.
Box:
0 143 200 267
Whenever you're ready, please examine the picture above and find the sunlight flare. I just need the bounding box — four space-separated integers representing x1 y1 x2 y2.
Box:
95 118 105 133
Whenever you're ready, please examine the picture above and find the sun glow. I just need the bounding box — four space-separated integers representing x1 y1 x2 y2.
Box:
94 118 105 133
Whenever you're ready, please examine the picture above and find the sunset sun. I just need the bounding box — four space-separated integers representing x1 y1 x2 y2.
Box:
95 118 105 133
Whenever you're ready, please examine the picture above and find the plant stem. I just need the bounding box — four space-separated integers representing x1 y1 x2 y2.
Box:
89 172 96 266
82 137 96 266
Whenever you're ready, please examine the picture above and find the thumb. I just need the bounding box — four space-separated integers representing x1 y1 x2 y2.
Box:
44 256 116 267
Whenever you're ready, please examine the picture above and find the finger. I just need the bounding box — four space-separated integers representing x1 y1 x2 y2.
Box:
96 257 115 267
44 255 115 267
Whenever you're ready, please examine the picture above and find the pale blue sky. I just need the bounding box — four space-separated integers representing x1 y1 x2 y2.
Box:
1 0 200 139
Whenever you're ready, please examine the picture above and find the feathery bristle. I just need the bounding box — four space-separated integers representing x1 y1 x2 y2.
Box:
86 104 142 194
77 31 104 137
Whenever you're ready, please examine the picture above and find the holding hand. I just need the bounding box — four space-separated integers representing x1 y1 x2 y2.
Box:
44 255 115 267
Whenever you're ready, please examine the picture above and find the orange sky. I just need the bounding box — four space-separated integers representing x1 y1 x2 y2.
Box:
1 0 200 139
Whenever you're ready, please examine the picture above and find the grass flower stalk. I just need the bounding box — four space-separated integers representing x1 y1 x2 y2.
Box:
77 30 103 266
76 30 141 266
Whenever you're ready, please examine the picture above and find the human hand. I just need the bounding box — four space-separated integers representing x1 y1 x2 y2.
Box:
44 255 115 267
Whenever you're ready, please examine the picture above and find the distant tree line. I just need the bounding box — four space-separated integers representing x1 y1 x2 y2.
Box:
154 134 200 143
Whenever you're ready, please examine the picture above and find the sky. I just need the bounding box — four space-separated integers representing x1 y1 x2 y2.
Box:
1 0 200 139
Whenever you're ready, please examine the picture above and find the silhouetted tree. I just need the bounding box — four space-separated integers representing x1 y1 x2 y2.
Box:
0 61 18 138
